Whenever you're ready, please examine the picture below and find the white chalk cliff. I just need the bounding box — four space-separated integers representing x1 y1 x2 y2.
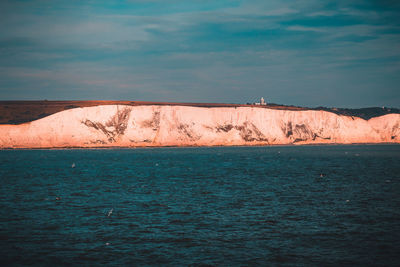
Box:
0 105 399 148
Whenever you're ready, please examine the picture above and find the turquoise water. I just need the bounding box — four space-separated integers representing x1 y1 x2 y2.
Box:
0 145 399 266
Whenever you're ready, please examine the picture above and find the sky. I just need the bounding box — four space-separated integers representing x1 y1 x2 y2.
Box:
0 0 399 108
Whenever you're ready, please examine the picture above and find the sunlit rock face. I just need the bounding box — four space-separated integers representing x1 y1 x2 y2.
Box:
0 105 399 148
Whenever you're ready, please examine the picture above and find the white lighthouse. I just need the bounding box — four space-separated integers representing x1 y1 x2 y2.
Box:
254 97 267 105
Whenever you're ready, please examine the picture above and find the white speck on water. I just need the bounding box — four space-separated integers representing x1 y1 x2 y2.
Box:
71 163 75 168
107 208 113 217
106 243 110 246
155 163 159 166
346 200 350 202
386 180 391 183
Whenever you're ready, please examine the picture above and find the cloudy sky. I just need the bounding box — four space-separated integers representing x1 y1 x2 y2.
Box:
0 0 399 108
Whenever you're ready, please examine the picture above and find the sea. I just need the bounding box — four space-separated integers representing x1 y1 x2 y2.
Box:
0 145 399 266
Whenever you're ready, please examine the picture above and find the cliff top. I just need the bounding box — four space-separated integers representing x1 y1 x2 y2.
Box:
0 100 398 125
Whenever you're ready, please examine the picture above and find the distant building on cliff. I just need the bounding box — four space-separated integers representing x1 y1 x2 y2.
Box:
253 97 267 106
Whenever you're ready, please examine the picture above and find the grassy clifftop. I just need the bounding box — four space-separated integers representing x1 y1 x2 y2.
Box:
0 100 398 124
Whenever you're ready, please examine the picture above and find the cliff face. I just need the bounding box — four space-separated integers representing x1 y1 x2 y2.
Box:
0 105 399 148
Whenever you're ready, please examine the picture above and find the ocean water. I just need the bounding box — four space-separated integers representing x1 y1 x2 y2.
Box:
0 145 399 266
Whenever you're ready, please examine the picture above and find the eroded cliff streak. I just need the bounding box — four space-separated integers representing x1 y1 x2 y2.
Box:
0 105 399 148
81 106 131 143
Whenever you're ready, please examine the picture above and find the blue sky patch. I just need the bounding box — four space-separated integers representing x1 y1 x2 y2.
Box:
0 0 399 107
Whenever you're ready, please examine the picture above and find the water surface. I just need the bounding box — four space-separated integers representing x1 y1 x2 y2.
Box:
0 145 399 266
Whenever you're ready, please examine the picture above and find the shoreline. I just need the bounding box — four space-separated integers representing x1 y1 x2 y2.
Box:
1 142 399 150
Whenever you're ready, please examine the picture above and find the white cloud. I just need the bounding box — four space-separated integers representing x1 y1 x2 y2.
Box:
307 11 337 17
287 25 326 32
